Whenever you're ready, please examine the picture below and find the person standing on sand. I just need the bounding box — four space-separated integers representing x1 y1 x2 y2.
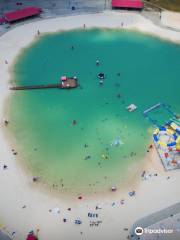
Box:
4 119 9 126
159 9 162 20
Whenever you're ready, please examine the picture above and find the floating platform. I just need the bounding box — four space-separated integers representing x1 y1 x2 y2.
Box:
143 102 178 126
143 102 162 115
126 103 137 112
153 122 180 171
10 77 78 90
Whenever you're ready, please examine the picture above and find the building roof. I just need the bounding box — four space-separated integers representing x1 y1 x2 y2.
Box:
112 0 143 9
0 17 6 24
4 7 42 22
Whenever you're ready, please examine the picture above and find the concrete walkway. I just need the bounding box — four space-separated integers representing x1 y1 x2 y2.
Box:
130 202 180 240
0 231 12 240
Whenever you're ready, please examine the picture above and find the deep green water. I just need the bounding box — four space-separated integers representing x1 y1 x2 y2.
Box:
8 29 180 194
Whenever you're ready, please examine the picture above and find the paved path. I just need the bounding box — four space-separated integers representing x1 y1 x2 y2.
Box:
0 0 111 36
0 231 12 240
130 202 180 240
0 0 111 16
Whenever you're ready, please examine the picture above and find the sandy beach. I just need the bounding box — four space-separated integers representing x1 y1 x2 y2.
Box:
0 11 180 240
161 11 180 30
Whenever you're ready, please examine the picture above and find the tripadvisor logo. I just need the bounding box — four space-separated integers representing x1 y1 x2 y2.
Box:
135 227 144 236
135 226 174 236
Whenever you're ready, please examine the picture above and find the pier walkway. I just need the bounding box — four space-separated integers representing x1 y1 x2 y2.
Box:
10 78 78 90
10 83 60 90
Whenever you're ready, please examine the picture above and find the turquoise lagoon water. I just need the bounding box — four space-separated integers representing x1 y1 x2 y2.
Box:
8 29 180 194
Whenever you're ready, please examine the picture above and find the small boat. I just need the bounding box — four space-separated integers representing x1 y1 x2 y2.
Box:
97 73 105 79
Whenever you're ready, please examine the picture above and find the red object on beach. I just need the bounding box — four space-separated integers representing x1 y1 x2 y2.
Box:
26 234 37 240
78 196 82 200
4 7 42 23
112 0 143 9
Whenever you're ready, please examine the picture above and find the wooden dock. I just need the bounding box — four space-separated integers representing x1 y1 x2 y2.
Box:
10 78 78 90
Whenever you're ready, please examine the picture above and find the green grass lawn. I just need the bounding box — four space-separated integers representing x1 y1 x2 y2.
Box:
146 0 180 12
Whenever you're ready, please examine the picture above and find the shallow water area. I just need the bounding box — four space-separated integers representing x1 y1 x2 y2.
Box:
8 29 180 194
